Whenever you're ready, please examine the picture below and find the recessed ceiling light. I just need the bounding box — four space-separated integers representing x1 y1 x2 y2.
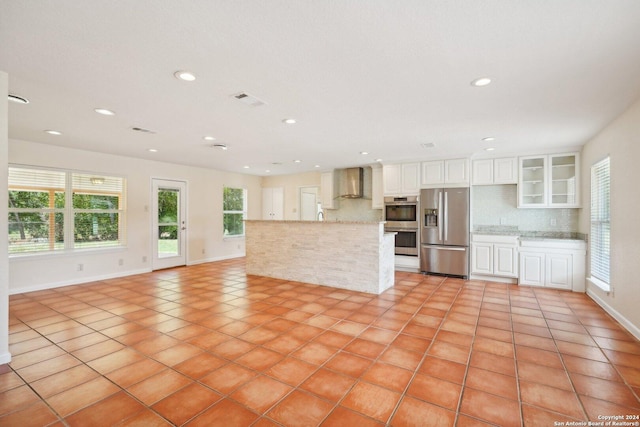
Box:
294 160 301 163
482 137 495 141
203 136 216 141
44 130 62 135
265 170 271 173
360 151 369 155
243 165 250 169
282 118 296 124
375 158 383 162
314 165 320 168
421 143 436 149
471 77 492 87
148 148 158 153
8 94 29 104
94 108 115 116
485 147 496 151
174 70 196 82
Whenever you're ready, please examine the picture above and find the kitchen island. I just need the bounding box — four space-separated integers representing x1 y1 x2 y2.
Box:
245 220 395 294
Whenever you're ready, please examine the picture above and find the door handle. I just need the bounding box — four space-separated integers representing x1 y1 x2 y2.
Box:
444 191 448 242
438 192 443 241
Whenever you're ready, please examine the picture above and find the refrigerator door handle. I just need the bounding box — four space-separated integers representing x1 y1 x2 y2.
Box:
421 244 467 251
438 192 443 241
443 191 448 242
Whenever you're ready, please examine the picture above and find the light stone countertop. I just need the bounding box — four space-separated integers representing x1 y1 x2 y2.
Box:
245 220 386 225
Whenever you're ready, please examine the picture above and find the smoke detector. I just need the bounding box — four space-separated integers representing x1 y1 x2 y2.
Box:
232 92 266 107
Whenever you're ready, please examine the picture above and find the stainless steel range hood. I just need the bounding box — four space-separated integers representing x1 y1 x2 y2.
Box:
341 167 364 198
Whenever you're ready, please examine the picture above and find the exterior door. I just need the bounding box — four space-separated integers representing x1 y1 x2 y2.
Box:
152 179 187 270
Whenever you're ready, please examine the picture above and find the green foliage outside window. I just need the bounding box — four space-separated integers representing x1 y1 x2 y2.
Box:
157 190 178 239
223 187 246 236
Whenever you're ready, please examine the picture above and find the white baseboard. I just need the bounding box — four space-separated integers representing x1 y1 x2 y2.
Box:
9 268 152 295
587 288 640 341
0 351 12 365
187 253 244 266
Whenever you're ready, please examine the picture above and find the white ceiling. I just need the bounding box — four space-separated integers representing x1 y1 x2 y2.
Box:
2 1 640 176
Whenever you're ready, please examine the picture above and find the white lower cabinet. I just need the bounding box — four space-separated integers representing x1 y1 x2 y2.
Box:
471 235 519 278
518 239 586 291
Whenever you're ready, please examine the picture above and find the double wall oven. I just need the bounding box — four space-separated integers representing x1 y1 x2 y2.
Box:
384 196 419 256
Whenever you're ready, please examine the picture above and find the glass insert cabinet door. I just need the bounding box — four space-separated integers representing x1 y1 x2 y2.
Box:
519 156 547 207
518 153 580 208
550 154 578 206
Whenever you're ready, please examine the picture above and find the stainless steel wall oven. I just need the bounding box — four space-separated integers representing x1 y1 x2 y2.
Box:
384 196 419 256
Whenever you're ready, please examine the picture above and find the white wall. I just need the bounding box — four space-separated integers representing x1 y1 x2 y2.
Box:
579 97 640 338
8 139 262 294
0 72 10 363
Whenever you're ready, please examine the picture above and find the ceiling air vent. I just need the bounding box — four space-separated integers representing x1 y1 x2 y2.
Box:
233 92 266 107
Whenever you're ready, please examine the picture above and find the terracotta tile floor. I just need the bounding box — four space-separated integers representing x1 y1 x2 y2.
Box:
2 258 640 426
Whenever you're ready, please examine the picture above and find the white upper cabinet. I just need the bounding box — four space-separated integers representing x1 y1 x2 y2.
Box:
383 163 420 196
371 165 384 209
320 170 339 209
518 152 579 208
549 153 580 207
494 158 518 184
401 163 420 195
421 158 469 187
472 158 517 185
445 158 469 184
421 161 444 185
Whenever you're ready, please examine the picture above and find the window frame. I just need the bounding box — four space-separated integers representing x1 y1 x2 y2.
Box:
223 187 247 238
8 165 127 257
589 156 610 291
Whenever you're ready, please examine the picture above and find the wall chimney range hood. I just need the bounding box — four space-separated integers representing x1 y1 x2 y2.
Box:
341 167 364 198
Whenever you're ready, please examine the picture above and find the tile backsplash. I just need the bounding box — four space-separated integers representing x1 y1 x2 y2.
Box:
324 166 384 222
472 184 579 232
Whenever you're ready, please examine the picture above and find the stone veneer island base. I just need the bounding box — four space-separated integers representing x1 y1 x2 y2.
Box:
245 220 395 294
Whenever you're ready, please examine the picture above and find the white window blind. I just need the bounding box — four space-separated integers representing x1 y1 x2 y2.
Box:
8 166 126 255
590 157 610 286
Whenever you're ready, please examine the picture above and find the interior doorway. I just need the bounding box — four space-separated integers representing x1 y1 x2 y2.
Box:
299 186 320 221
152 179 187 270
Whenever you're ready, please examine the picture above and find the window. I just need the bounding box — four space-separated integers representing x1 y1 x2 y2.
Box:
590 157 610 290
223 187 246 237
8 166 126 255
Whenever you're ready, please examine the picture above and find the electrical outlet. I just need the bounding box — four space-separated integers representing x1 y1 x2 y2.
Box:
142 256 147 263
202 249 205 254
77 263 83 272
118 258 124 266
550 218 557 226
500 217 507 225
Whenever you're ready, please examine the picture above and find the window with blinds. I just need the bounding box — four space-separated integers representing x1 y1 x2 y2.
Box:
590 157 610 289
8 166 126 255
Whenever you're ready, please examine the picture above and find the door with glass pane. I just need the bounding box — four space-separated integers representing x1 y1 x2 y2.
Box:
152 179 187 270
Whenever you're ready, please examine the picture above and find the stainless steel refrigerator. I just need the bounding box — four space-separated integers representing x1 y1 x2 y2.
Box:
420 187 470 277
